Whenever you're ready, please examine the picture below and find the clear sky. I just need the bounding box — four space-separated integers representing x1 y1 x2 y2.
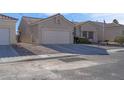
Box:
3 13 124 31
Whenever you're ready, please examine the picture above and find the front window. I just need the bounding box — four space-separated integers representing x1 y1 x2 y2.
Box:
88 32 94 39
82 31 94 39
82 31 88 38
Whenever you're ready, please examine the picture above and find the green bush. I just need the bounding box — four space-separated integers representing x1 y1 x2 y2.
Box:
114 36 124 45
78 38 91 44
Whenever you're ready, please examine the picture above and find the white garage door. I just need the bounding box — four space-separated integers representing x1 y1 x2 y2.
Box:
42 31 70 44
0 29 10 45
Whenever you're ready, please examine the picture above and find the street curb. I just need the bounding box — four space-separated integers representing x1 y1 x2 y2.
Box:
107 48 124 53
0 53 79 63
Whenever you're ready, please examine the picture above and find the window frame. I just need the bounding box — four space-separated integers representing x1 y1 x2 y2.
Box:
88 32 94 39
81 31 94 40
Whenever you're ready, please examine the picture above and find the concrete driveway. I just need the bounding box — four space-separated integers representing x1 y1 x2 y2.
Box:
0 45 18 58
42 44 109 55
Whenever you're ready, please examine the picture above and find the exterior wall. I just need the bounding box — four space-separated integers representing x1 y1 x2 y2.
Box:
80 23 97 31
97 27 103 41
104 26 124 41
36 15 74 44
19 19 32 43
97 25 124 42
30 24 39 44
0 19 17 44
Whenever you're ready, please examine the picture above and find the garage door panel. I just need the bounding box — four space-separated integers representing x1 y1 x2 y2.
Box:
0 29 9 45
42 31 70 44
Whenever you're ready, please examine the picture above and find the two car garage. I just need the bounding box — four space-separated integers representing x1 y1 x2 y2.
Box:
42 30 71 44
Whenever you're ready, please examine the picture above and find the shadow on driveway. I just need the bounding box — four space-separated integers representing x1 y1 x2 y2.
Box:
42 44 109 55
12 45 35 56
0 45 36 58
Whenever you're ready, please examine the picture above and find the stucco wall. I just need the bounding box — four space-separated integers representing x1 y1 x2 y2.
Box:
104 26 124 41
30 24 39 43
97 27 103 41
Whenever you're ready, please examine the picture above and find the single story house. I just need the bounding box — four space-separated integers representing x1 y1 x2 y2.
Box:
0 14 17 45
74 21 124 43
18 13 74 44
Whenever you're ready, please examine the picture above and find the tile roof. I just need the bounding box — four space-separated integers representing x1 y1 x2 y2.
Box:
0 14 18 20
23 16 43 24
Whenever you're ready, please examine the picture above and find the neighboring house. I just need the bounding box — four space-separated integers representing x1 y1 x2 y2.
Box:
18 14 74 44
75 21 124 43
0 14 17 45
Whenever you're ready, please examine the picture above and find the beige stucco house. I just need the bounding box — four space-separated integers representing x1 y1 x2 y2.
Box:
0 14 17 45
18 14 74 44
75 21 124 43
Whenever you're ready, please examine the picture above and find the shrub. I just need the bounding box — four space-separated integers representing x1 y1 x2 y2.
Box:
78 38 91 44
104 40 109 45
114 36 124 45
104 40 109 42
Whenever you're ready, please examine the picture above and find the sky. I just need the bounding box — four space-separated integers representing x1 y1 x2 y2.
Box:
3 13 124 31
